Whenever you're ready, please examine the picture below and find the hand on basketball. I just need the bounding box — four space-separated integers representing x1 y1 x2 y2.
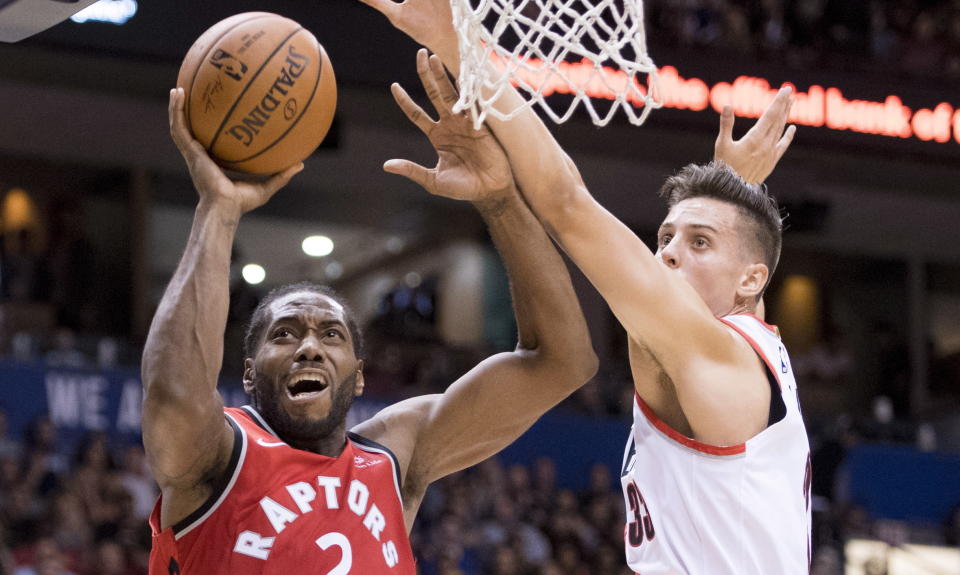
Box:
168 88 303 215
384 50 515 204
714 86 796 185
357 0 458 60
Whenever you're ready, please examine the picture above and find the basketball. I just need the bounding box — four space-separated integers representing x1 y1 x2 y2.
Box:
176 12 337 174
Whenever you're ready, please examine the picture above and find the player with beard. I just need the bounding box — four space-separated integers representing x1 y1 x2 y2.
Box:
240 283 366 447
142 57 599 574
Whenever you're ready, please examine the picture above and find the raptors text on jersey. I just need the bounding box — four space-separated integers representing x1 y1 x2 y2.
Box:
149 406 416 574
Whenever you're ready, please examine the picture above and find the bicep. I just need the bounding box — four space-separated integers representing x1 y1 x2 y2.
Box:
664 345 773 445
141 381 233 489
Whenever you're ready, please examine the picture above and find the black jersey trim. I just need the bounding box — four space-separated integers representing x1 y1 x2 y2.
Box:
766 369 787 426
241 405 280 438
348 431 403 494
621 433 637 477
172 413 247 539
719 317 787 427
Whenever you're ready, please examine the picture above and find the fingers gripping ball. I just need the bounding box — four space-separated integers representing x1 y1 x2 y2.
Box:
177 12 337 174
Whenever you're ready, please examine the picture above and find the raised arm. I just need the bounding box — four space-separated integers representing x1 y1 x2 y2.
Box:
352 51 597 511
141 88 301 528
360 0 796 444
358 0 794 326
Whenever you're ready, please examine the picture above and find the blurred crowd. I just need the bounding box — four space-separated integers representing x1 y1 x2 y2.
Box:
1 408 956 575
646 0 960 80
0 408 630 575
805 412 960 575
0 416 154 575
0 2 958 571
410 458 631 575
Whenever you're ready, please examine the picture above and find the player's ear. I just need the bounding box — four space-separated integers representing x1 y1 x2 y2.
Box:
737 262 768 300
354 361 365 397
242 358 256 393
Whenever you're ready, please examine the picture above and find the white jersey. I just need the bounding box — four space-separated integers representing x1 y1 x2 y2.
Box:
620 314 811 575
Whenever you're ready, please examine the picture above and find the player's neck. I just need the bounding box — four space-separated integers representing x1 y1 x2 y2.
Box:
723 300 756 318
285 428 349 458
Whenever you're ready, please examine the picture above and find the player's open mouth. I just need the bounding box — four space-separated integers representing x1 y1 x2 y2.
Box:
286 374 329 400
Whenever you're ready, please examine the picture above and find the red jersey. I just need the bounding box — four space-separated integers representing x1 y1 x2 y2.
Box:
149 406 416 574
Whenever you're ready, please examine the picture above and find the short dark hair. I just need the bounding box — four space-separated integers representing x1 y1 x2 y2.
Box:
658 161 783 293
242 282 365 360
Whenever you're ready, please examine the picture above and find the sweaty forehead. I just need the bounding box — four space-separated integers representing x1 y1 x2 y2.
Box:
662 197 740 231
266 291 346 323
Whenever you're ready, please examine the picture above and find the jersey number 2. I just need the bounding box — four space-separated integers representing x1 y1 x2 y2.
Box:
316 532 352 575
627 481 655 546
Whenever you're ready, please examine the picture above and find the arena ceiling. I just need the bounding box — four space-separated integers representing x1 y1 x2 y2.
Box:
0 0 958 295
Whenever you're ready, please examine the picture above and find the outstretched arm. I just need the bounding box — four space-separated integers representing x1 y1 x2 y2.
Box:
358 0 794 250
359 0 796 444
353 51 597 513
141 88 302 529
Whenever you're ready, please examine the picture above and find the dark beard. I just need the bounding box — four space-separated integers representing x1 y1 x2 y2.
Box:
252 371 358 446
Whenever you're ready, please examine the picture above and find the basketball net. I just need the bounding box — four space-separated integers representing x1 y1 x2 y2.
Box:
450 0 661 128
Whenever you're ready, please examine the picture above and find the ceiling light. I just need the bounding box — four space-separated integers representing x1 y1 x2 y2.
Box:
242 264 266 285
302 235 334 257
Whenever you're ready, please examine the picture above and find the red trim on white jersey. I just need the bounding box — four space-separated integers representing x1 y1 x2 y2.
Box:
634 393 746 456
734 313 779 335
718 316 783 390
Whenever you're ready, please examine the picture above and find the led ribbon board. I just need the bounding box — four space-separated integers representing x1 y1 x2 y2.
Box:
500 55 960 146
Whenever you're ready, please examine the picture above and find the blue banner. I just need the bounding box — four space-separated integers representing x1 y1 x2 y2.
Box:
0 360 250 447
3 360 957 524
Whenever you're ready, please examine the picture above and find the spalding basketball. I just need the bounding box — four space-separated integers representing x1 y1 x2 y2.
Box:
177 12 337 174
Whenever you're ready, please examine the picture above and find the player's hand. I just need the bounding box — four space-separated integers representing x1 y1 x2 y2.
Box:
356 0 458 59
168 88 302 216
714 86 795 185
384 50 515 204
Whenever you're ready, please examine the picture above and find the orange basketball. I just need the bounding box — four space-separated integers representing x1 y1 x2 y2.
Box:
177 12 337 174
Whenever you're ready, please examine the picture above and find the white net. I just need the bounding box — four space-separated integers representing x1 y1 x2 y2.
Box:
451 0 661 128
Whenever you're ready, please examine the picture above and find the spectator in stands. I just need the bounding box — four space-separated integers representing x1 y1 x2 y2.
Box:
720 3 753 54
486 544 524 575
552 539 589 575
84 540 135 575
46 493 91 562
116 446 156 522
67 432 115 527
759 0 789 53
530 457 557 514
3 228 43 303
823 0 870 56
11 537 76 575
945 10 960 79
43 199 96 333
0 450 20 503
810 545 842 575
581 463 613 508
20 416 66 499
0 408 22 461
944 504 960 547
0 522 13 575
43 328 88 369
868 2 897 63
901 10 945 77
